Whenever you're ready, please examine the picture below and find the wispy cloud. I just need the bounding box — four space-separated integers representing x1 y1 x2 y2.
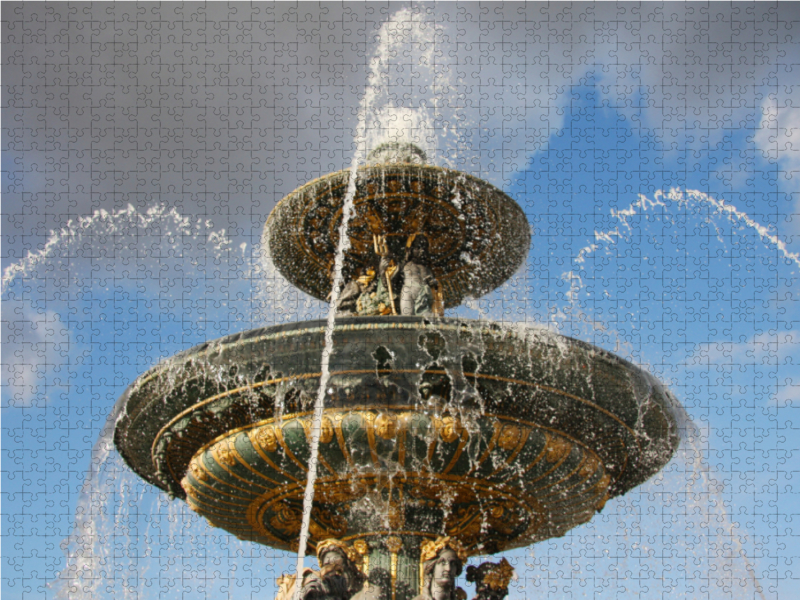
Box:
2 305 72 407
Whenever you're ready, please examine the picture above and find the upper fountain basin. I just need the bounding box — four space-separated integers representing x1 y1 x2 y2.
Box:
263 161 531 309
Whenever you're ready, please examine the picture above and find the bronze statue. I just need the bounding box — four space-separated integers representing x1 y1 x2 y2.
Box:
465 559 514 600
412 537 468 600
394 234 439 316
334 233 442 317
334 266 378 316
334 235 394 317
275 540 366 600
355 264 393 316
362 233 439 316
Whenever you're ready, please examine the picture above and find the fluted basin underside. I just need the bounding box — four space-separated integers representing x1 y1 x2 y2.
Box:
183 408 611 555
263 164 531 308
114 317 679 556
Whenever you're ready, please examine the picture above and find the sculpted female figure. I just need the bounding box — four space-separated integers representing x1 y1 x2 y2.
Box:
275 539 366 600
412 537 468 600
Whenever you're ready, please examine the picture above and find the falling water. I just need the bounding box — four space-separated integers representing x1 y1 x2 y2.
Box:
290 7 446 590
1 205 251 600
290 106 360 595
573 188 800 270
558 186 800 337
1 204 232 294
14 177 788 599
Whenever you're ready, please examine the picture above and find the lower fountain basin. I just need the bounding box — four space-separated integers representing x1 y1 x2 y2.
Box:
114 316 679 555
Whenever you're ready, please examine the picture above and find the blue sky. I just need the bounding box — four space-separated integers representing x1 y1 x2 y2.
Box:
3 3 799 600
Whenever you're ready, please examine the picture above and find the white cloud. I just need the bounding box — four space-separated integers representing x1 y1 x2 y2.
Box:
2 305 72 407
771 380 798 408
756 98 800 172
755 98 800 232
691 330 798 363
689 331 799 407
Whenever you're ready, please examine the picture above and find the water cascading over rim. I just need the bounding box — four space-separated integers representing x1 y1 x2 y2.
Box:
114 142 680 600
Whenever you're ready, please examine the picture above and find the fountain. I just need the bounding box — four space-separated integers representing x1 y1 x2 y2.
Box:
113 141 680 600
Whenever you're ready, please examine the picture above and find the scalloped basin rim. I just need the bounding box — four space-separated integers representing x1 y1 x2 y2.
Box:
114 316 680 506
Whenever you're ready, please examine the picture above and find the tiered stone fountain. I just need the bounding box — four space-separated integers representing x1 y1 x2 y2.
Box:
115 143 679 600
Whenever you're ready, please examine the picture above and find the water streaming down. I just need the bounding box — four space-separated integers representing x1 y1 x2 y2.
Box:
1 204 233 295
30 179 778 599
8 9 793 600
0 206 250 600
291 10 449 587
572 188 800 276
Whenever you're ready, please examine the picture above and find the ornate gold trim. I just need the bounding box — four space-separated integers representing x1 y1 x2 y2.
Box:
189 444 276 495
183 408 615 554
154 364 642 475
352 539 370 576
385 536 403 600
483 558 515 591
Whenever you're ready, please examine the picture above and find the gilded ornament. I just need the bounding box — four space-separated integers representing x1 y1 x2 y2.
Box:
352 539 369 556
183 412 616 559
309 507 349 540
544 435 572 464
482 558 514 590
375 413 398 440
497 425 521 451
385 536 403 554
271 505 302 536
439 416 461 443
252 425 278 452
419 536 469 564
304 417 335 444
352 539 370 574
189 459 208 482
386 535 403 600
445 505 485 542
180 477 194 497
214 439 238 467
321 417 335 444
316 538 359 563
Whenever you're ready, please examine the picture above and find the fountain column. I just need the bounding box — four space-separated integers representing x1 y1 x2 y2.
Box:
349 535 423 600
